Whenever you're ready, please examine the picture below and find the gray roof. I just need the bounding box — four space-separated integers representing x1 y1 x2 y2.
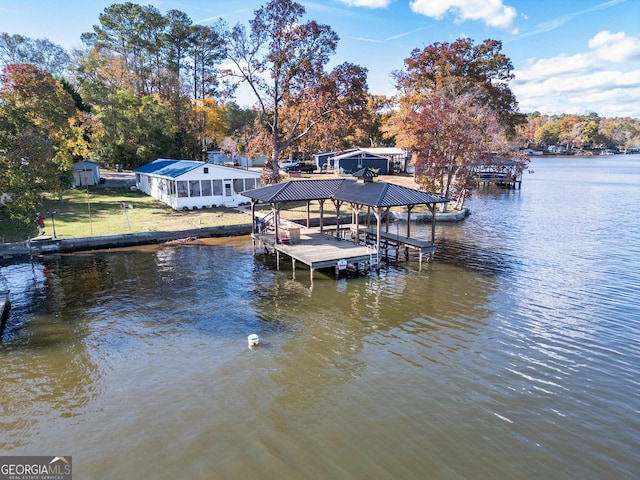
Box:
243 179 345 203
352 167 378 180
243 178 449 207
334 180 448 207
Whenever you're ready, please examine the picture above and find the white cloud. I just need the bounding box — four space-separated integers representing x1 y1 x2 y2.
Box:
517 31 640 79
336 0 394 7
512 31 640 117
517 53 593 80
409 0 517 29
589 31 640 63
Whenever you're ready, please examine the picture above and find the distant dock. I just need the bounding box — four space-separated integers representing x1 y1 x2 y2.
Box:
472 171 522 189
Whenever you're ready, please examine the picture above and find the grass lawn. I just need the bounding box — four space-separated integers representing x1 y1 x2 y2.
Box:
0 173 441 242
1 187 253 242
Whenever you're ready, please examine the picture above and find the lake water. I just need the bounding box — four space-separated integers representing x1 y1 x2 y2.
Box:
1 156 639 479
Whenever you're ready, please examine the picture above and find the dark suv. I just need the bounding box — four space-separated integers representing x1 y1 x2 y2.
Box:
282 161 316 173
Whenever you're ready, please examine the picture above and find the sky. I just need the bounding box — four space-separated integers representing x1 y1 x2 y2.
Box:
1 0 639 118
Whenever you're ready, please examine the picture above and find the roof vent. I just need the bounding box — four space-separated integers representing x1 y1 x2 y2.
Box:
353 167 378 183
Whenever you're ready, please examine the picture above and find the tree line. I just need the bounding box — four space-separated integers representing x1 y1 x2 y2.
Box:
522 112 640 153
1 0 636 236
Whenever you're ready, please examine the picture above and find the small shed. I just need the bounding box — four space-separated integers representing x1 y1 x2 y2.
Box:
134 159 262 210
73 160 101 186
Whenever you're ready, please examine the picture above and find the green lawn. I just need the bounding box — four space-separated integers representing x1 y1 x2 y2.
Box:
1 187 253 242
1 174 434 242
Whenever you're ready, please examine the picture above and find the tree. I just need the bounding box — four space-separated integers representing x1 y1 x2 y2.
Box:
277 62 372 156
556 114 583 151
391 87 512 204
389 38 527 205
0 64 87 234
533 119 561 146
366 95 396 147
89 89 174 169
226 0 352 182
394 38 524 134
193 97 229 155
81 2 168 96
0 33 70 77
188 23 227 101
582 112 601 146
599 117 640 149
224 102 258 157
79 3 228 160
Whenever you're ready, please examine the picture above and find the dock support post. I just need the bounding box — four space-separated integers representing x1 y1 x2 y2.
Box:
276 250 280 270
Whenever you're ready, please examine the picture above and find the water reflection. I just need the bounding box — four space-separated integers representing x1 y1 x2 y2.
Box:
0 261 103 450
244 260 497 436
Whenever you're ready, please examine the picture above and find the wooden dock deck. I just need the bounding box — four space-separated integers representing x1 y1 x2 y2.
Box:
252 220 437 281
252 229 378 282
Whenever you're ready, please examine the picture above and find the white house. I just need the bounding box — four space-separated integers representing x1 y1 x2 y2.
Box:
134 159 262 210
73 160 101 186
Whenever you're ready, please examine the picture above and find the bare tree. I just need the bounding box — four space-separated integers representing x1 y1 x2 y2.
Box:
224 0 340 182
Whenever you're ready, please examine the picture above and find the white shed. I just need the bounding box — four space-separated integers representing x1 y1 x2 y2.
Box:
134 159 262 210
73 160 101 186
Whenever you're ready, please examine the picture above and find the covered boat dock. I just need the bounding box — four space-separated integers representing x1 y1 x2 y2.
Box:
242 169 449 282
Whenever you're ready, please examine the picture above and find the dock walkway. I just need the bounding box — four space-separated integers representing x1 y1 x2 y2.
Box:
352 226 435 264
321 225 435 264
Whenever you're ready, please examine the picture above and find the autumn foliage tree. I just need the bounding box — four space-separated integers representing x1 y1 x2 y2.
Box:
389 38 526 207
394 87 511 201
226 0 369 183
396 38 524 133
0 64 88 234
305 62 372 152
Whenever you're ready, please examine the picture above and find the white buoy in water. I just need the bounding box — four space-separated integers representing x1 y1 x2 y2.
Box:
248 334 260 346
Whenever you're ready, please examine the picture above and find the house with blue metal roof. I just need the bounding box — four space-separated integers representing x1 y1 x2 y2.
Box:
134 159 262 210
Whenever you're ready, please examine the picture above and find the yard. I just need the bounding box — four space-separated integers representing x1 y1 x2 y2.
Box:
1 187 252 242
0 172 429 243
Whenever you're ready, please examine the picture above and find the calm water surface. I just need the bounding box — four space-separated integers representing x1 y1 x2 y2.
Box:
1 156 639 479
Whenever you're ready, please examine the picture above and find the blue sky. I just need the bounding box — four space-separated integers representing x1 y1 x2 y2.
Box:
1 0 639 117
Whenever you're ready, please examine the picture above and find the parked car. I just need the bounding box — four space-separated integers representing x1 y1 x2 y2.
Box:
280 161 316 173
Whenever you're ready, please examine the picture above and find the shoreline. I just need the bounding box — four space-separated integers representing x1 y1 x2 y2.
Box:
0 208 468 259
